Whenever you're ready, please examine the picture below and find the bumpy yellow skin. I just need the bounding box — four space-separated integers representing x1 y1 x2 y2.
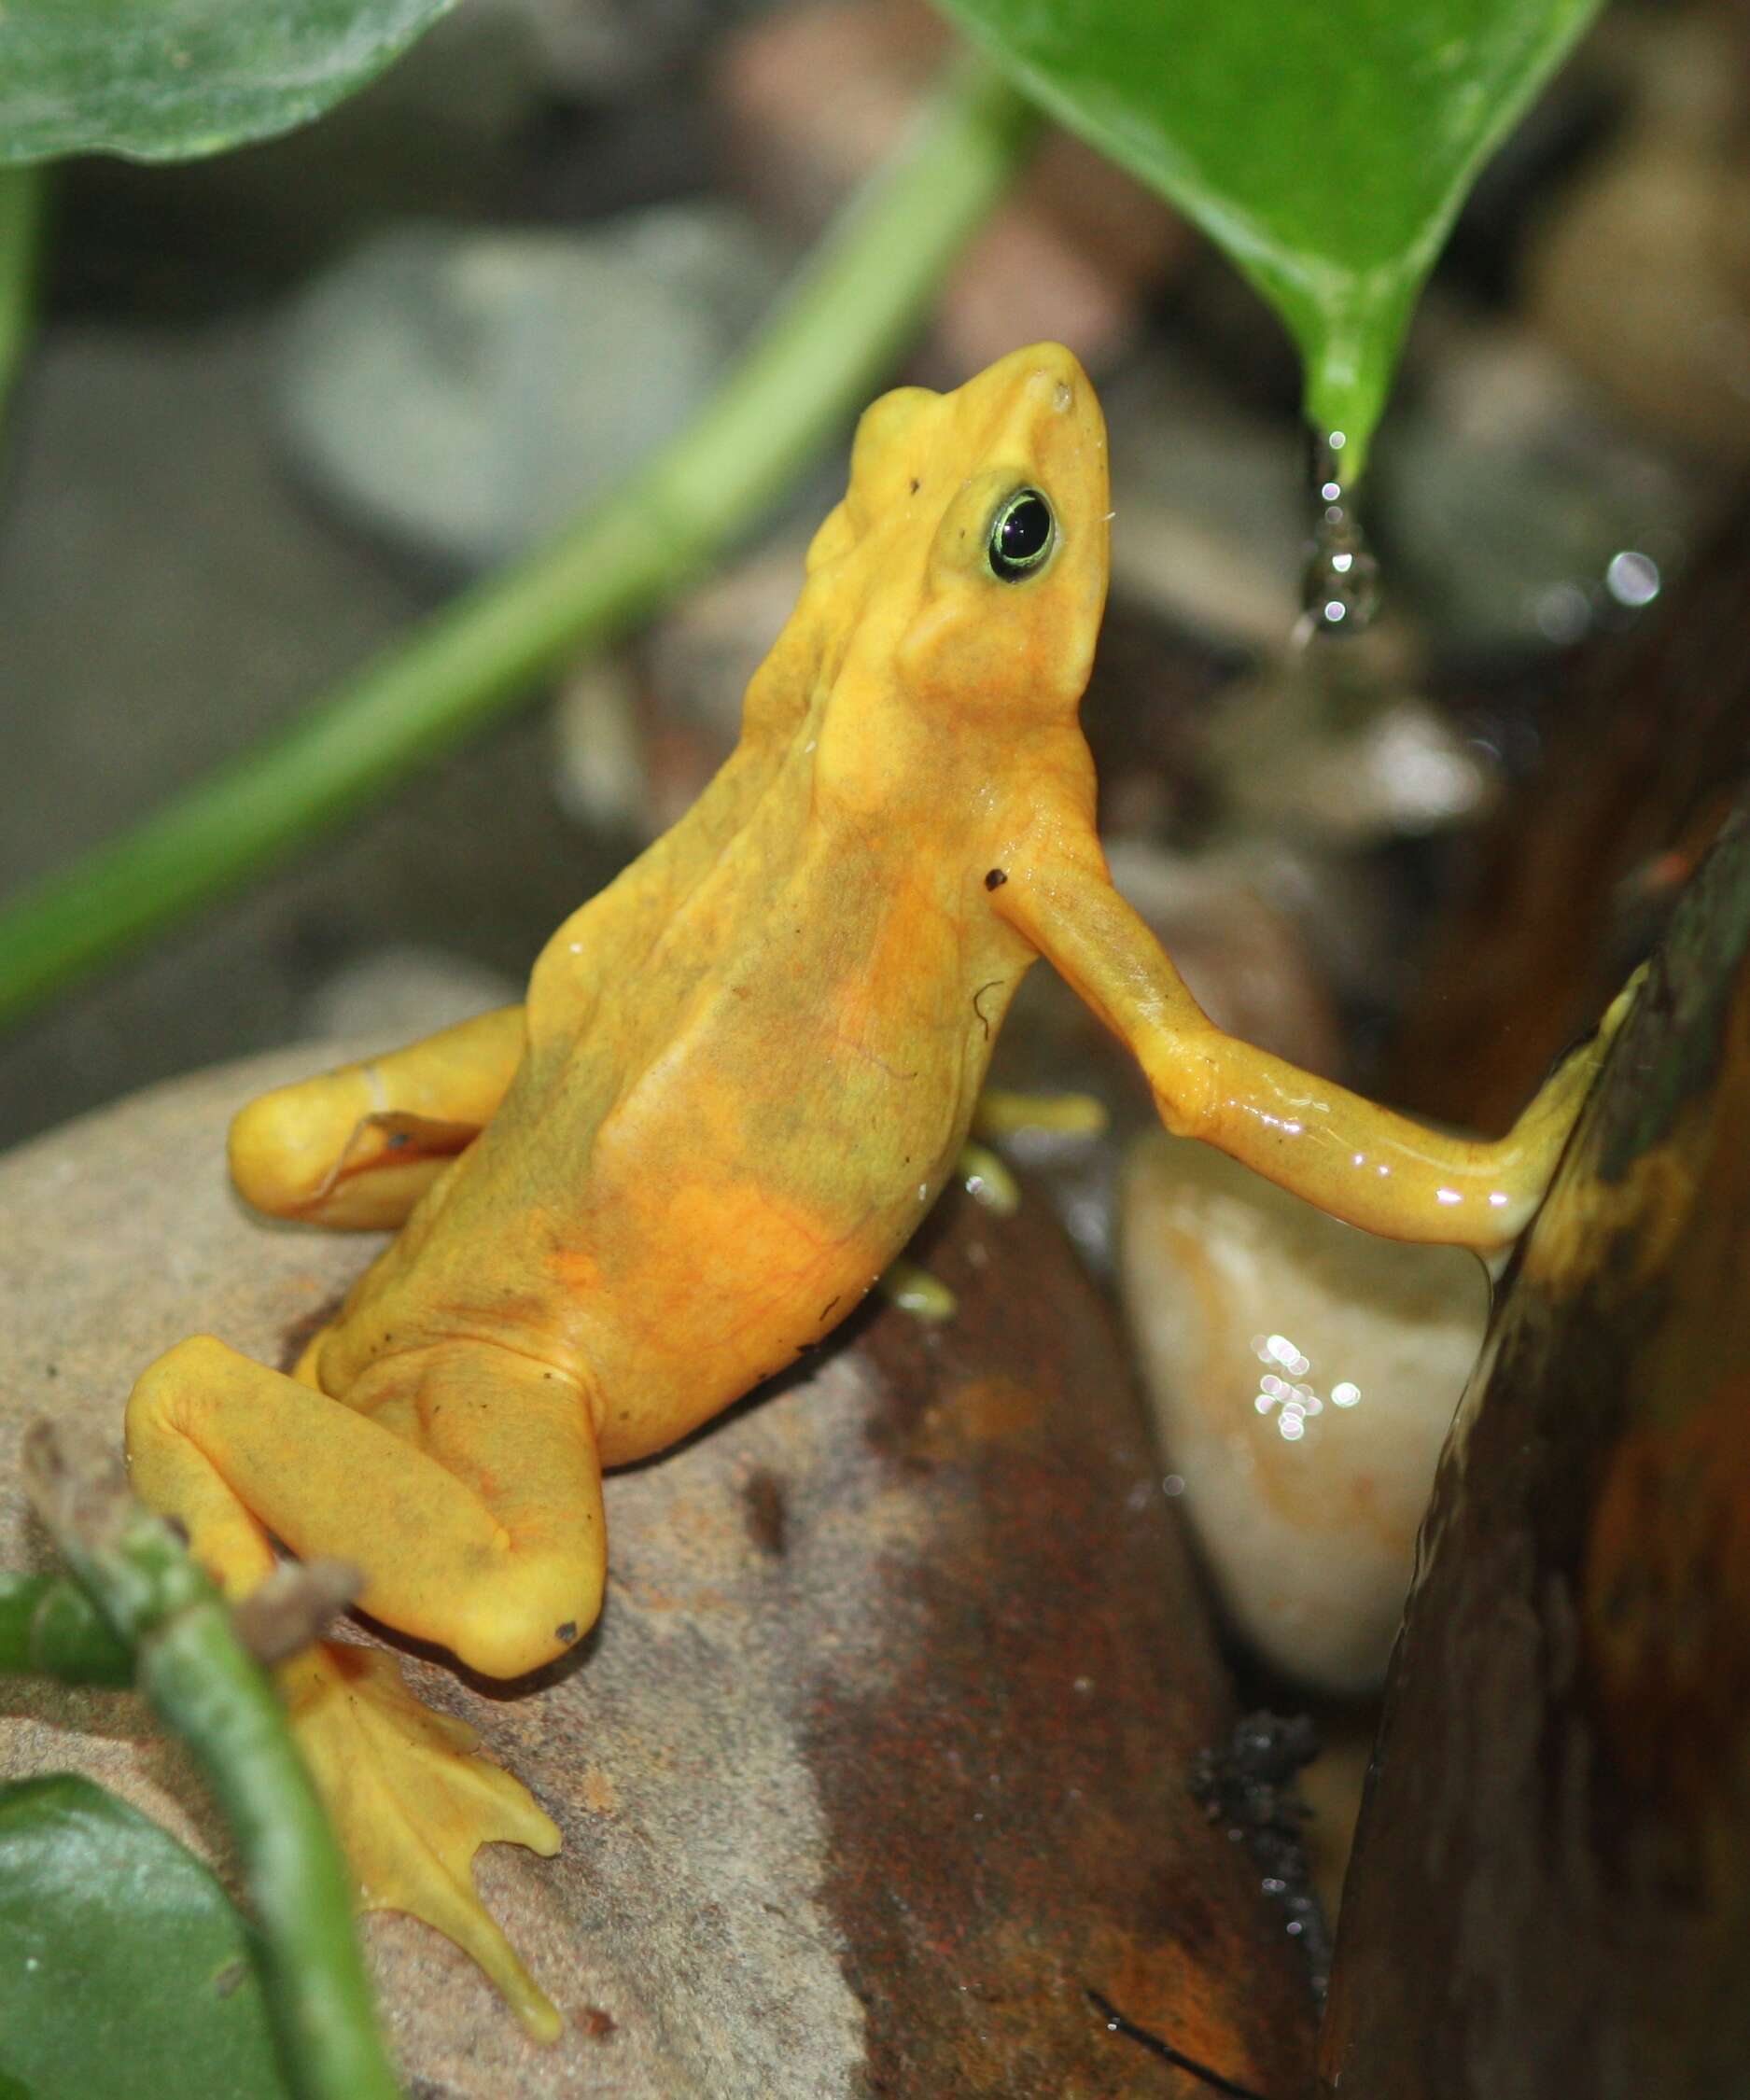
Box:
123 346 1620 2035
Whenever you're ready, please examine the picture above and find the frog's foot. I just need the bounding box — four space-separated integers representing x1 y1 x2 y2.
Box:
878 1255 957 1323
1491 961 1651 1211
881 1124 1091 1323
284 1639 563 2042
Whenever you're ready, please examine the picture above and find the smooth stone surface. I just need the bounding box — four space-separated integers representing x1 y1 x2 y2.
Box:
277 209 783 571
550 654 651 839
0 321 414 903
513 0 720 99
1120 1130 1489 1693
0 1052 1316 2097
301 946 522 1047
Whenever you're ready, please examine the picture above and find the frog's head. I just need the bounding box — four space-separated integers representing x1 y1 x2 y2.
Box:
782 343 1110 739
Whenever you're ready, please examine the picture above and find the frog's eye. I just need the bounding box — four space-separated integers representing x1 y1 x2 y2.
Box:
987 486 1056 583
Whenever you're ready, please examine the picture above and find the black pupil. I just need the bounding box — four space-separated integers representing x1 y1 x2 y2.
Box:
991 490 1053 579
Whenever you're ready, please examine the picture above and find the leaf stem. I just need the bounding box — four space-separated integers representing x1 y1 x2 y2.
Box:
0 165 46 432
21 1423 400 2100
0 57 1036 1031
0 1570 134 1684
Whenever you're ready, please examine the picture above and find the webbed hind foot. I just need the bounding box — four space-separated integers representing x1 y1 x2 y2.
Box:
284 1640 563 2041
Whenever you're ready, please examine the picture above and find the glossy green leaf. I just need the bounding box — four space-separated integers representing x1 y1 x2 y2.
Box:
934 0 1603 474
0 0 458 166
0 1775 290 2100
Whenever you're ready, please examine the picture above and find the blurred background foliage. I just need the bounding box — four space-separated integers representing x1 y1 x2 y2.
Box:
4 0 1713 1155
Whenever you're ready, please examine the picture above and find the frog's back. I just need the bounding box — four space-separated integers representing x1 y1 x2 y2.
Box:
318 344 1111 1461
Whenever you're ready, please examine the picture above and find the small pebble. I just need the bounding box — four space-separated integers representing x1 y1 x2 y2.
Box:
277 207 783 570
1120 1129 1488 1692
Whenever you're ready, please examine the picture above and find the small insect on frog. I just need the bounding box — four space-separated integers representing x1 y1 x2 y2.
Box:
125 344 1624 2035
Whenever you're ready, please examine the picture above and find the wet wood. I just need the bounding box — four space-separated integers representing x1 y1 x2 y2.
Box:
1384 496 1750 1132
1321 803 1750 2099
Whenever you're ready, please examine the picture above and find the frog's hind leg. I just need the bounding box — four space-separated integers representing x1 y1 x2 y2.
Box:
125 1333 606 2038
278 1643 564 2037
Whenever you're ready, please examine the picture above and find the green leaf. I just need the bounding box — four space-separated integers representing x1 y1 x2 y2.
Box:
0 1775 291 2100
934 0 1603 474
0 0 459 167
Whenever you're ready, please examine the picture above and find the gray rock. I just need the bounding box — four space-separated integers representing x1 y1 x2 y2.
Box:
278 210 787 571
0 1051 1318 2095
0 321 416 900
301 947 522 1045
550 653 652 837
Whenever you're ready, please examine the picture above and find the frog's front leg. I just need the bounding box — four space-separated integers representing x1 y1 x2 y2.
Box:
995 851 1631 1254
125 1332 605 2037
229 1004 527 1229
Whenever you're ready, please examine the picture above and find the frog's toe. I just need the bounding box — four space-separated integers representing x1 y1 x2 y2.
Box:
284 1640 563 2042
879 1256 957 1323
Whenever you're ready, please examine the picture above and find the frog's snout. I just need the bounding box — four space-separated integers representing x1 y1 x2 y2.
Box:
1020 361 1076 419
999 343 1109 498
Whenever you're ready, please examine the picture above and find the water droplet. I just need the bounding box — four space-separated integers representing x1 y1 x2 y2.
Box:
1604 549 1659 608
1302 428 1379 634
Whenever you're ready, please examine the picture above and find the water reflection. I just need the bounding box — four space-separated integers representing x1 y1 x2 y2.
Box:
1250 1328 1363 1441
1303 427 1380 634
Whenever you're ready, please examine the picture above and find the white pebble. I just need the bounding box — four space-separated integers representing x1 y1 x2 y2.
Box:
1119 1131 1487 1693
